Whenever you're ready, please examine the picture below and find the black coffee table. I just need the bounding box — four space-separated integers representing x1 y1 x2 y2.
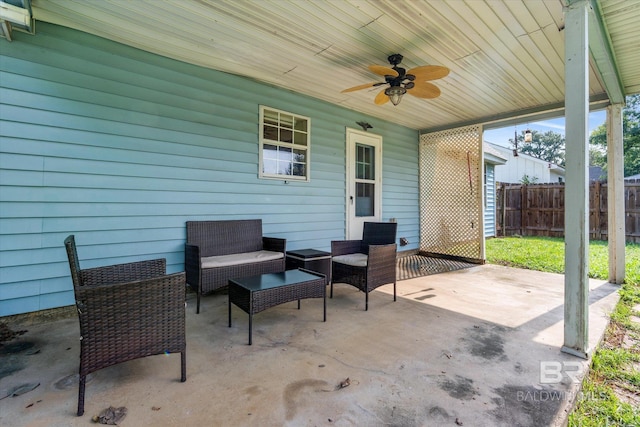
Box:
228 269 326 345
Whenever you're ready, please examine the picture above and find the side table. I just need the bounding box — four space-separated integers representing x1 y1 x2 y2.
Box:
286 249 331 285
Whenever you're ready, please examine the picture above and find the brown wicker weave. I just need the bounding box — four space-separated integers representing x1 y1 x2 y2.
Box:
331 222 398 310
228 268 326 345
64 235 186 416
185 220 286 313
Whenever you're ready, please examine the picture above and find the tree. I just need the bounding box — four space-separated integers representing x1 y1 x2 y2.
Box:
509 129 566 166
520 174 539 184
589 94 640 177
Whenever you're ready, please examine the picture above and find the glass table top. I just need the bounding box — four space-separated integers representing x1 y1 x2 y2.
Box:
229 269 324 292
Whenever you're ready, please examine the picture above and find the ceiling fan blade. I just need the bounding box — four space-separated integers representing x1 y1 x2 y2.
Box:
374 89 390 105
407 82 441 98
369 65 399 77
407 65 450 81
341 82 381 93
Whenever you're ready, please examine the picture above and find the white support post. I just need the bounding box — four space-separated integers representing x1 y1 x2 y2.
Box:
607 104 625 284
562 0 590 359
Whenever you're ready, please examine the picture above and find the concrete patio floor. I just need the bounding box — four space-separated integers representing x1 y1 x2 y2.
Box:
0 264 620 427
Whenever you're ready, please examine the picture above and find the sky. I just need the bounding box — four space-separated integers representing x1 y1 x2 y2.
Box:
483 110 606 148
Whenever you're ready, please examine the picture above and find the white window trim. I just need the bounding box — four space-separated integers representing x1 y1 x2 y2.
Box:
259 105 311 182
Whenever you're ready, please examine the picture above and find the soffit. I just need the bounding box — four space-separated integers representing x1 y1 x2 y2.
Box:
597 0 640 95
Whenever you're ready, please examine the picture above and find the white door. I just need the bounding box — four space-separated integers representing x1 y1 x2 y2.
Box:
346 128 382 239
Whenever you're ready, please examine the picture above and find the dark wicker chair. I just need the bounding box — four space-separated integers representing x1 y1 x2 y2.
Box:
331 222 398 310
64 235 186 416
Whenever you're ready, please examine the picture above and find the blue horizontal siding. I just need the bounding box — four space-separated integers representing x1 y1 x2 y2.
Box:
484 164 496 237
0 22 420 316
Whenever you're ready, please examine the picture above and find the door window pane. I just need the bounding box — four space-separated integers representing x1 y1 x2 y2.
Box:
356 182 374 217
356 144 374 180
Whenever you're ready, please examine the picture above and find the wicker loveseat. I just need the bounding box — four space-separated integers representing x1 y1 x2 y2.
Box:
185 219 286 313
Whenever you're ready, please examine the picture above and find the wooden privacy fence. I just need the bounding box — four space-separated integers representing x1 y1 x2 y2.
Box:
496 179 640 243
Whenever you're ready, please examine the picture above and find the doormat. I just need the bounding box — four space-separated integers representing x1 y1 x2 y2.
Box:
397 254 476 281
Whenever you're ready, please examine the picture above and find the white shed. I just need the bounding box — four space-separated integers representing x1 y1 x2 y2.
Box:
487 142 565 184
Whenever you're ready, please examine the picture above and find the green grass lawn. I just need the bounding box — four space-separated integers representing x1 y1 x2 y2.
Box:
485 236 640 426
485 236 640 285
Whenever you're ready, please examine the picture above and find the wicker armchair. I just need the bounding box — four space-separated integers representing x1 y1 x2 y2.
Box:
64 235 186 416
331 222 398 310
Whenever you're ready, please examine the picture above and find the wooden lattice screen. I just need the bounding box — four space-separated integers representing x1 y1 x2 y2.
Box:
419 126 484 262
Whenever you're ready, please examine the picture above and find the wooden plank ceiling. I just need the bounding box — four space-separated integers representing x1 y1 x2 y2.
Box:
30 0 640 131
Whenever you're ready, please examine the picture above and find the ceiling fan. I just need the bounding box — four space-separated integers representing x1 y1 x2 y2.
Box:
341 54 449 106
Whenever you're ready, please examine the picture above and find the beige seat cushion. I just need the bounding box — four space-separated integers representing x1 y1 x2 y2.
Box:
332 253 368 267
201 250 283 268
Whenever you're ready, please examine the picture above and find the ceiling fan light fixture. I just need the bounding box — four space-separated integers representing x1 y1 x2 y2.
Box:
341 54 449 106
385 86 406 106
